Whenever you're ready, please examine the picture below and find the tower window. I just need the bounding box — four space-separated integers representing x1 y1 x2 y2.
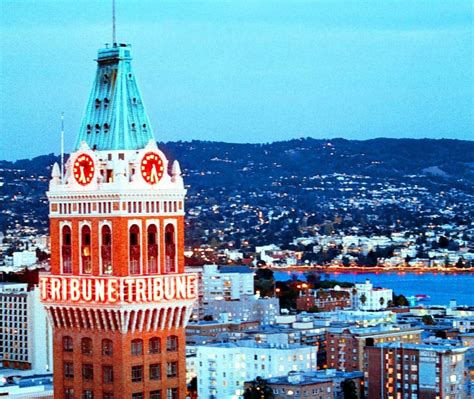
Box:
95 99 101 109
149 363 161 381
131 339 143 356
129 225 141 275
86 124 92 134
102 365 114 383
166 335 178 352
149 337 161 354
104 98 109 108
167 388 178 399
150 391 161 399
142 123 147 129
147 225 158 274
81 337 93 355
166 362 178 378
62 225 72 274
63 336 73 352
132 97 137 104
131 366 143 382
131 123 136 130
164 224 176 273
102 339 113 356
64 362 74 378
81 225 92 274
82 390 93 399
82 364 94 381
101 225 112 275
104 123 110 132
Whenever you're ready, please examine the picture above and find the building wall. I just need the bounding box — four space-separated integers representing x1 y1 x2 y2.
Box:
53 329 186 398
197 344 317 399
366 345 467 399
326 328 422 372
267 381 333 399
0 284 52 373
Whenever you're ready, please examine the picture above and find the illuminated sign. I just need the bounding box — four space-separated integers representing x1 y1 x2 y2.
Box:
40 274 197 305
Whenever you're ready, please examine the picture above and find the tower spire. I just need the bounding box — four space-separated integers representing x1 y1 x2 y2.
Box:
60 112 64 183
112 0 116 45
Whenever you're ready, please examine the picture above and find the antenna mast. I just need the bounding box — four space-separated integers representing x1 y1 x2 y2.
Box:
112 0 116 45
60 112 65 183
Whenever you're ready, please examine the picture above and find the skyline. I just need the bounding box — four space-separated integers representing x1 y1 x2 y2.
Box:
1 0 473 161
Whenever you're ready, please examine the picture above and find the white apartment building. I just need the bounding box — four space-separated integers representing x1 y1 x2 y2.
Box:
0 283 52 374
12 251 37 268
196 340 317 399
352 279 392 311
209 295 280 325
202 265 254 304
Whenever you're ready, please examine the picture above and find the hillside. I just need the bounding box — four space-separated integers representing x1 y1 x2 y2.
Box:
1 138 473 247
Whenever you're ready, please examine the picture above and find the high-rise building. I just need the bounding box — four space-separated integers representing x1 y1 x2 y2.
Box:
39 43 197 399
196 341 317 399
0 283 52 374
366 343 467 399
326 325 422 372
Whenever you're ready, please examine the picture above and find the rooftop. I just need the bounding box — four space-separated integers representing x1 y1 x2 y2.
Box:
74 43 155 151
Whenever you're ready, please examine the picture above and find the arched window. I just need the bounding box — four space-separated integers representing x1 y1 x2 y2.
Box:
147 224 158 274
62 225 72 273
81 225 92 274
63 336 73 352
81 337 93 355
129 225 140 274
149 337 161 354
131 339 143 356
165 224 176 273
166 335 178 352
102 339 113 356
101 225 112 275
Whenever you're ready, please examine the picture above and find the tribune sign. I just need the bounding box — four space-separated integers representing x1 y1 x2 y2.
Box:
40 274 198 305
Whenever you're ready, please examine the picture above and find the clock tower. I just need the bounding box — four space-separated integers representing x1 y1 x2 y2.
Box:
40 43 196 399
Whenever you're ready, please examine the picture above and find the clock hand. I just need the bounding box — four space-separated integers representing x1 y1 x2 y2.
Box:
79 166 86 183
150 164 159 183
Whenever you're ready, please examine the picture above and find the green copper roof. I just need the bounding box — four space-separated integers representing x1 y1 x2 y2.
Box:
74 44 155 151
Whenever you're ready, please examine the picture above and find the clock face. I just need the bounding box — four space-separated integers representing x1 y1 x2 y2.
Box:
73 153 95 186
141 152 164 184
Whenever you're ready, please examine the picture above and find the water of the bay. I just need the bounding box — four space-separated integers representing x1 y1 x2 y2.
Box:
273 271 474 306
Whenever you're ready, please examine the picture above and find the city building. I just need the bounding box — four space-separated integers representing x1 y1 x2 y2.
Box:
352 279 393 311
39 43 197 398
0 283 52 374
12 250 37 268
326 325 423 372
245 369 364 399
196 341 317 399
206 294 279 325
366 343 468 399
202 264 254 305
297 288 351 312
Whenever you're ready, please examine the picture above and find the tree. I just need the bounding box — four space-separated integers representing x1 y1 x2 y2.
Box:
392 294 409 307
243 377 275 399
187 376 198 398
256 268 274 280
422 315 436 325
438 236 450 249
341 379 358 399
305 271 321 285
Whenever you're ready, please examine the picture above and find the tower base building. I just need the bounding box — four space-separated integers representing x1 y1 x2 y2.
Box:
40 44 196 399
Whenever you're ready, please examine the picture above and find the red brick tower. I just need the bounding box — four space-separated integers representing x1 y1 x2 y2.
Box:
40 43 197 399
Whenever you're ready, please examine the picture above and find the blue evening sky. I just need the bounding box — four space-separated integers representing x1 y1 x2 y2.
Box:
0 0 472 161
